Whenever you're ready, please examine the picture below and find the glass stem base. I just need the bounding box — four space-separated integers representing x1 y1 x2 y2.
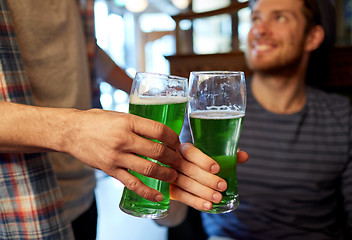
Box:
203 195 239 214
119 204 169 219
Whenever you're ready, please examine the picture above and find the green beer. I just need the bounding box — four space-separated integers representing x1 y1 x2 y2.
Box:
190 110 244 213
119 98 187 218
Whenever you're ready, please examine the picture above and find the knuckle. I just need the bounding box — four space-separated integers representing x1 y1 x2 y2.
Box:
123 114 135 132
124 179 140 192
140 188 152 200
181 143 191 153
152 142 166 158
143 162 159 177
113 134 133 151
181 177 192 189
170 155 181 170
152 121 167 138
112 137 125 148
126 114 135 126
182 163 196 176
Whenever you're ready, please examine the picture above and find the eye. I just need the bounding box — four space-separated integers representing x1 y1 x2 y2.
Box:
250 15 261 24
275 15 287 23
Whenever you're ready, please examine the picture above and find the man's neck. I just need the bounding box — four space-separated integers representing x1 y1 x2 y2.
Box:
251 73 307 114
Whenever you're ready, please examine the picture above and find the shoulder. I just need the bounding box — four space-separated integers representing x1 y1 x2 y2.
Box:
307 87 351 128
308 87 350 107
307 87 351 114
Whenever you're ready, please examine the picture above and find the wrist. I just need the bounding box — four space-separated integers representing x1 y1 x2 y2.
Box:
52 108 82 154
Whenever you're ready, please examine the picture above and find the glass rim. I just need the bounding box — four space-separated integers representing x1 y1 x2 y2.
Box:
136 71 188 81
190 71 244 76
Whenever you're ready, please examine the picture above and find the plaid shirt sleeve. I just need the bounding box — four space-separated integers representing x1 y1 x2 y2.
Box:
0 0 74 239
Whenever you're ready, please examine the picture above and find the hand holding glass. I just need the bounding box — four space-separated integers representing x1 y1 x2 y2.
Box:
119 72 188 219
188 71 246 214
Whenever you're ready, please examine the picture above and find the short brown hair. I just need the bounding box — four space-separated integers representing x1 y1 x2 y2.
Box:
249 0 321 34
300 0 322 34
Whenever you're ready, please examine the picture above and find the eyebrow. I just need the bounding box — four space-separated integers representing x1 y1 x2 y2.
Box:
251 9 299 20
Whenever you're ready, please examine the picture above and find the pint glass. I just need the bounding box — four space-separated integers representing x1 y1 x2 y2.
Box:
188 71 246 214
119 72 188 219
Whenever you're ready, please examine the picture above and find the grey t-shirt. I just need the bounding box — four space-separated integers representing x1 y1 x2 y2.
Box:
8 0 96 222
196 84 352 239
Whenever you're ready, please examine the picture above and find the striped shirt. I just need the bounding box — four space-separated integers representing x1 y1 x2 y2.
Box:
181 82 352 239
0 0 96 239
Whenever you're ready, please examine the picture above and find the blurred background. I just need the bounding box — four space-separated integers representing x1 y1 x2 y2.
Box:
95 0 252 113
93 0 352 239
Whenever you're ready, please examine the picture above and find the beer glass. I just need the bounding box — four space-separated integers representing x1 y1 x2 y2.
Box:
119 72 188 219
188 71 246 214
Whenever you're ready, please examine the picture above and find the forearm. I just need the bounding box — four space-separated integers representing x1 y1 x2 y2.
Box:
0 101 196 204
0 102 76 153
95 45 133 93
104 65 133 93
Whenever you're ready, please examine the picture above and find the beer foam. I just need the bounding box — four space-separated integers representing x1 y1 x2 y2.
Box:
190 110 244 119
130 94 187 105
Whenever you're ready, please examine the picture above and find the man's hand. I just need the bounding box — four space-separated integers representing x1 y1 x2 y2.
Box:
170 143 248 211
62 109 182 203
155 143 248 226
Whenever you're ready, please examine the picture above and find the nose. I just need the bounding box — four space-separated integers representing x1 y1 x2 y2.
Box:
252 20 271 37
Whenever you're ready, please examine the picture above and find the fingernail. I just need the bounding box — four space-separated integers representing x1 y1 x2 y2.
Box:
212 192 222 203
217 181 227 191
155 194 163 202
210 164 220 173
203 202 212 210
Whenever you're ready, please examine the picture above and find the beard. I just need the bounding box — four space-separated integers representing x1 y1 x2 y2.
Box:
245 42 306 77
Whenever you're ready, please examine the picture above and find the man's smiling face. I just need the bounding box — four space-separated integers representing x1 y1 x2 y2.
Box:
246 0 309 73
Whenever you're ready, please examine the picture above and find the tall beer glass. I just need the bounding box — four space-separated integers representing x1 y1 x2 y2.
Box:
119 72 188 219
188 71 246 214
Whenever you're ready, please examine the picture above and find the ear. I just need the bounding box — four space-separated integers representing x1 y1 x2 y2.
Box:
304 25 325 52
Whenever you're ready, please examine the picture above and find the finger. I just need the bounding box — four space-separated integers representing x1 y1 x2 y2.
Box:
170 184 213 212
180 143 220 174
237 149 249 164
113 153 178 183
109 168 164 202
174 157 227 192
126 133 181 168
129 114 181 151
173 173 223 203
